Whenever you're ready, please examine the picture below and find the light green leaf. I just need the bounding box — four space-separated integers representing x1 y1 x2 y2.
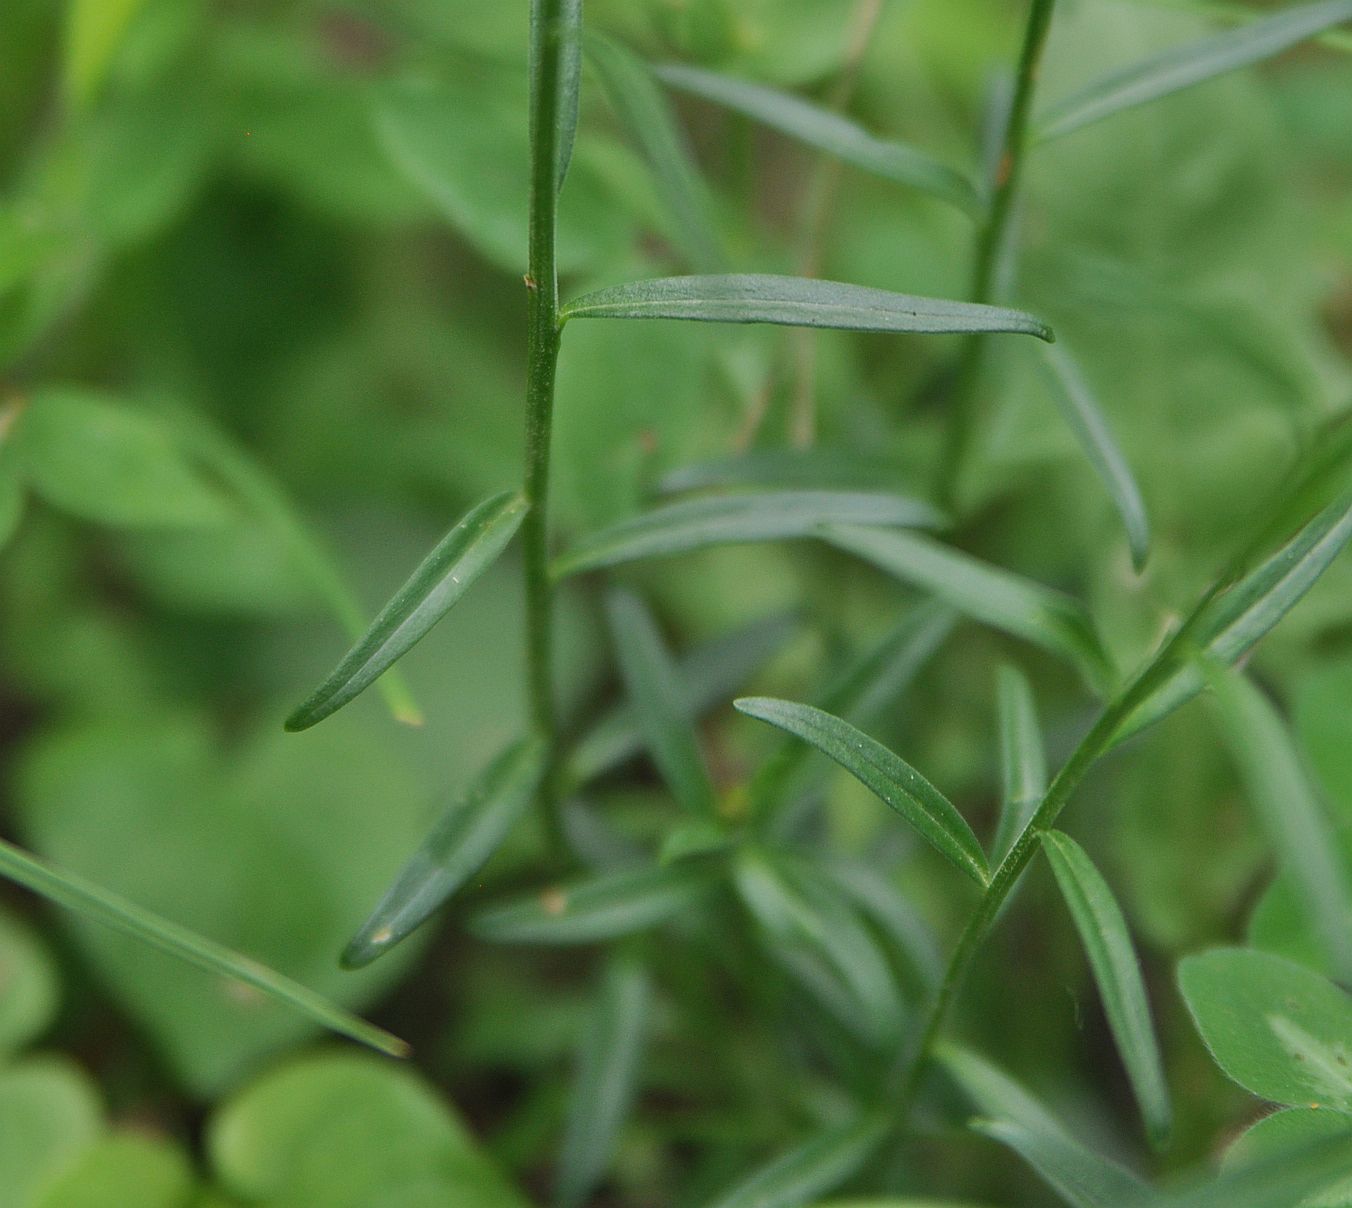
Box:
1038 0 1352 141
824 526 1115 696
1148 1132 1352 1208
584 35 727 271
1038 343 1151 570
1224 1106 1352 1208
64 0 149 109
557 957 652 1208
285 491 528 732
1180 948 1352 1110
1208 669 1352 984
553 490 944 578
33 1133 196 1208
654 63 981 214
735 698 989 886
468 862 713 945
341 738 548 970
0 1057 104 1208
1040 831 1172 1149
703 1115 889 1208
606 590 717 817
0 907 59 1056
992 666 1046 862
561 275 1053 338
0 835 407 1059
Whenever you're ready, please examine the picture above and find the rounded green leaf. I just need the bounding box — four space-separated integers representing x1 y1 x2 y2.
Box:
0 907 59 1056
0 1057 104 1208
33 1133 196 1208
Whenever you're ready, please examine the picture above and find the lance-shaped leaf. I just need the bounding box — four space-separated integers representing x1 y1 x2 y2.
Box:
607 590 717 817
585 35 726 271
1039 0 1352 141
654 62 980 215
468 862 713 945
554 490 944 578
1038 343 1150 571
560 275 1053 339
734 699 988 886
285 491 528 732
1040 831 1172 1149
992 665 1046 862
703 1114 888 1208
1208 668 1352 984
0 837 406 1058
341 739 547 970
531 0 583 192
658 447 909 494
824 526 1115 696
557 958 652 1208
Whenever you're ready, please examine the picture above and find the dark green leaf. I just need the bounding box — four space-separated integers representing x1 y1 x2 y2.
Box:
654 63 981 214
735 698 989 885
1039 0 1352 141
341 738 547 970
554 491 944 578
285 491 528 732
560 275 1053 339
534 0 584 192
992 665 1045 862
1040 831 1172 1149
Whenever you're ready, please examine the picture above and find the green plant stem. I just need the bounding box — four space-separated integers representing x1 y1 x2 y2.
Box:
525 0 565 842
938 0 1057 509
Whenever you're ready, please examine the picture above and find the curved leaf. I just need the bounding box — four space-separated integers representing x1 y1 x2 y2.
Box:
1149 1132 1352 1208
560 275 1053 339
735 698 988 886
285 491 528 732
992 665 1045 862
554 491 944 578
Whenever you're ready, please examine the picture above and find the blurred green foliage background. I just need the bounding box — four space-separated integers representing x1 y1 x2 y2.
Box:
2 0 1352 1204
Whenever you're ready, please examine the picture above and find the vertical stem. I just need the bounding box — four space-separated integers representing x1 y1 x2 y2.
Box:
937 0 1056 508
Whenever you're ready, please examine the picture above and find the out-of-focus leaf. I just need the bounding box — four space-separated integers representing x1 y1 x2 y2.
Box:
284 491 528 732
992 666 1045 862
824 526 1115 695
63 0 148 109
0 907 59 1056
33 1133 196 1208
606 590 717 817
1146 1132 1352 1208
1040 831 1172 1149
1179 947 1352 1110
561 274 1053 338
736 699 988 885
341 738 547 970
654 63 981 214
557 957 652 1208
659 449 911 495
468 862 714 945
553 491 944 578
584 34 726 271
0 1057 103 1208
1039 0 1352 140
1038 343 1151 570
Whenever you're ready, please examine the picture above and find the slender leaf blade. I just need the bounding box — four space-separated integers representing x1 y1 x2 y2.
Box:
0 837 407 1058
554 491 945 578
992 665 1046 862
1040 831 1172 1149
561 275 1053 339
285 491 528 732
655 63 980 214
735 698 989 886
552 0 584 192
341 738 547 970
1039 0 1352 141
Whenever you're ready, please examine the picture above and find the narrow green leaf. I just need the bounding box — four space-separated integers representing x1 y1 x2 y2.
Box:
824 526 1115 696
285 491 528 732
1144 1133 1352 1208
1208 668 1352 985
992 666 1046 862
536 0 584 192
703 1115 889 1208
606 590 717 816
562 275 1053 339
468 862 713 945
557 957 651 1208
654 63 981 215
1038 344 1150 571
0 837 406 1059
1039 0 1352 141
341 738 547 970
1040 831 1172 1149
659 448 909 494
734 698 989 886
554 491 944 578
584 35 726 271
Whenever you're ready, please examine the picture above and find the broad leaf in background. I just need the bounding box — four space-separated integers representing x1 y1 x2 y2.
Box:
0 907 58 1057
1179 947 1352 1111
1224 1107 1352 1208
1040 832 1172 1148
992 665 1046 862
285 490 528 731
554 490 944 577
63 0 149 109
562 274 1053 337
33 1133 197 1208
0 1057 103 1208
1143 1133 1352 1208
